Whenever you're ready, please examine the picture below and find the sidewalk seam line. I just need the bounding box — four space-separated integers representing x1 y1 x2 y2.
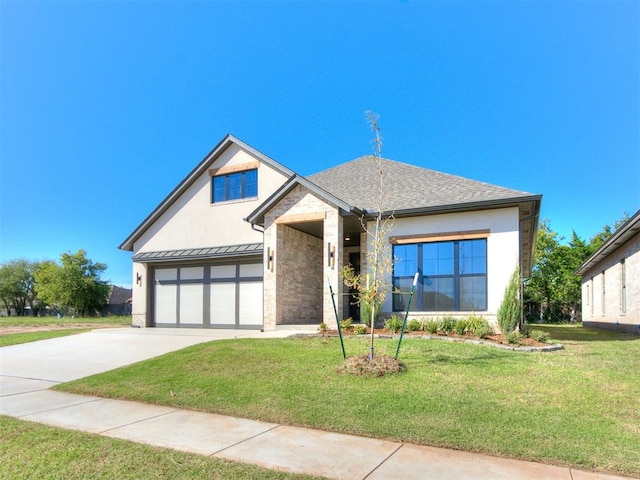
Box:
209 424 282 456
361 442 405 480
98 409 180 434
16 397 102 418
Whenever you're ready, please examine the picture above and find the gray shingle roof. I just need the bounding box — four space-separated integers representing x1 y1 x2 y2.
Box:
307 156 536 213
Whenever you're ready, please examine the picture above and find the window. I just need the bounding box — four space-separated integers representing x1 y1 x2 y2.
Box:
621 260 626 314
212 169 258 203
601 271 606 315
393 238 487 312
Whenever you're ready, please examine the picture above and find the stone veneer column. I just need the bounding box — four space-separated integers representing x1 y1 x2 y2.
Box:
323 209 343 328
131 262 148 327
263 219 279 331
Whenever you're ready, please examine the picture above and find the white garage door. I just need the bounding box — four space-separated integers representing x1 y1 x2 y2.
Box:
153 262 263 328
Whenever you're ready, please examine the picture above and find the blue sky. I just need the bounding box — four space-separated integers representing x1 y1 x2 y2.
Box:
1 1 638 288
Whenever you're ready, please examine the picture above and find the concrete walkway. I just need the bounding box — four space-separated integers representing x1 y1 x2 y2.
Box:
0 328 633 480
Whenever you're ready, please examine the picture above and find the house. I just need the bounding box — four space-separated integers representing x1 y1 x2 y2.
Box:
575 209 640 334
119 134 541 331
102 285 132 316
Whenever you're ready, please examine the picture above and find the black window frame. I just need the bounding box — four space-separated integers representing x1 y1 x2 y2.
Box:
392 238 488 312
212 169 258 203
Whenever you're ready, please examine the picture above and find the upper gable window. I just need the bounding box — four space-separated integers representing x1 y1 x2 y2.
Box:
212 169 258 203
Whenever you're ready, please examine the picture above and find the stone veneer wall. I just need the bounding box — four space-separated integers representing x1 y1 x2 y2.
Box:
277 225 323 323
581 232 640 334
263 184 344 330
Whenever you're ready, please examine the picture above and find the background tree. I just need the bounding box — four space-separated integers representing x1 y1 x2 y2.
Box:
524 213 629 323
525 219 560 322
35 250 110 317
0 259 40 316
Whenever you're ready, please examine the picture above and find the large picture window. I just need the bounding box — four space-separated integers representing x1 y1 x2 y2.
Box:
393 238 487 312
212 169 258 203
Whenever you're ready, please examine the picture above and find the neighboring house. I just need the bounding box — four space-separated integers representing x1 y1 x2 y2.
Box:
575 209 640 334
119 134 541 331
102 285 132 316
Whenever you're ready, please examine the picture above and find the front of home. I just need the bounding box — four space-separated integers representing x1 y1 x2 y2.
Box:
120 135 541 331
576 210 640 334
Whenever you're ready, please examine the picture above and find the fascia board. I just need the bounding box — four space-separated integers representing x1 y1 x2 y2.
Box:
575 209 640 276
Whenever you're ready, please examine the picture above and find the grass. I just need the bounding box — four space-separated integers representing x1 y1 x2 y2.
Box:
0 329 92 347
0 315 131 346
56 324 640 477
0 315 131 327
0 416 320 480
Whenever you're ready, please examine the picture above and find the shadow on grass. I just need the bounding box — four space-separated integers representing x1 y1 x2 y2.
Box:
529 324 639 343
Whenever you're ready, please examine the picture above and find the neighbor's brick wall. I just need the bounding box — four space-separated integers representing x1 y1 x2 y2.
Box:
263 184 343 330
581 232 640 334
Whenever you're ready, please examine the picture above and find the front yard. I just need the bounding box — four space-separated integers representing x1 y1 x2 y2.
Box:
57 325 640 477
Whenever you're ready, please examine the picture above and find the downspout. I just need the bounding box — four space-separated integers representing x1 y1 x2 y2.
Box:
519 212 539 330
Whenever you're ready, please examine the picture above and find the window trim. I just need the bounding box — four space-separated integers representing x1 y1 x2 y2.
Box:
392 236 488 312
211 168 258 204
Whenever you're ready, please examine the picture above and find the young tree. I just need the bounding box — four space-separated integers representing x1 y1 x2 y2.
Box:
341 112 396 359
35 250 110 317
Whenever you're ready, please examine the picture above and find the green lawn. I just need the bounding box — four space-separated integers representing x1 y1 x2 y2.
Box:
0 416 321 480
0 315 131 327
0 315 131 346
57 325 640 477
0 328 92 347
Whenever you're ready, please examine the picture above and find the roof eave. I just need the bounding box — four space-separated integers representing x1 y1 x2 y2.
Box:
370 195 542 219
575 209 640 276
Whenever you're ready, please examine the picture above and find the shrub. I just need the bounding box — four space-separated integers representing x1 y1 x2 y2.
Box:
440 316 456 334
424 319 439 334
530 330 549 343
454 318 469 335
467 316 491 336
353 324 368 335
506 331 522 344
384 315 404 334
474 324 493 339
360 300 381 327
466 316 493 339
318 322 328 333
497 264 521 334
340 317 353 330
407 319 422 332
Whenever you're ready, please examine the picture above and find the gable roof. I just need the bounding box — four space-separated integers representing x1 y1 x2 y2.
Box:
245 174 364 226
119 135 295 252
307 156 539 215
575 209 640 276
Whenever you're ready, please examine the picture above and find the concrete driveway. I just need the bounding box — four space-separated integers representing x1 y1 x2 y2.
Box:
0 327 302 396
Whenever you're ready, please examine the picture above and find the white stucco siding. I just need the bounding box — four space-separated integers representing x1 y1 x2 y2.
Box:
132 145 290 253
371 207 520 316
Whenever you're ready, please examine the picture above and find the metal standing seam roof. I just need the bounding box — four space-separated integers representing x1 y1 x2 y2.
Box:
132 243 263 262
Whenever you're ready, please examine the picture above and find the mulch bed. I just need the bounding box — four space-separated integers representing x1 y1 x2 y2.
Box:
317 328 563 352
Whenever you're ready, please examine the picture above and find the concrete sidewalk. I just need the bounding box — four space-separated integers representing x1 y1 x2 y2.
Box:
0 328 633 480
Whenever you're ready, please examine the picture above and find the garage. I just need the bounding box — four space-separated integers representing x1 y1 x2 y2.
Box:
153 261 263 329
